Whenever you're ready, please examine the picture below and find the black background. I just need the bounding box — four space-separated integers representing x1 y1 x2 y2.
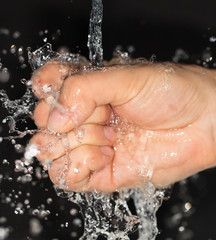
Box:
1 0 216 239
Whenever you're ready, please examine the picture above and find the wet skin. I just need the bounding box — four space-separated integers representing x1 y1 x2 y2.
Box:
30 62 216 192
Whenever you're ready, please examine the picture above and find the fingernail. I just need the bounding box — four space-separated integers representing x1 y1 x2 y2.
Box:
100 146 114 157
47 107 69 131
104 126 115 142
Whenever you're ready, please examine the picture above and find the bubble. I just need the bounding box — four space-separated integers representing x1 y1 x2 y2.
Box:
0 68 10 83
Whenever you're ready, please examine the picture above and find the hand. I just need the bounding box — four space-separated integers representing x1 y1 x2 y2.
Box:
30 61 216 192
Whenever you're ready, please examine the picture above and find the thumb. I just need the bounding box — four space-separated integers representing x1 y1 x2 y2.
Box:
47 65 147 133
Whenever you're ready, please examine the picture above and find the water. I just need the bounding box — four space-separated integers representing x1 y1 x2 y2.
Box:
26 42 165 239
87 0 103 67
1 2 216 240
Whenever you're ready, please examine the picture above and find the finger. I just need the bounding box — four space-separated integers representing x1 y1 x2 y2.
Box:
84 104 111 125
33 100 52 128
31 62 70 99
30 125 115 162
33 99 111 129
47 65 148 133
48 145 114 191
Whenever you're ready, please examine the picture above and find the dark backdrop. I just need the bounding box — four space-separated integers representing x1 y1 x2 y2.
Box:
0 0 216 239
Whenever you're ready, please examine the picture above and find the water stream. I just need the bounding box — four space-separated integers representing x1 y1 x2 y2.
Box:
87 0 103 67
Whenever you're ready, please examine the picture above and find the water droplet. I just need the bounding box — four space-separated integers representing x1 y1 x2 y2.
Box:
73 168 80 173
0 68 10 83
0 28 10 35
70 208 78 216
18 47 24 55
209 36 216 42
24 199 30 205
29 218 43 237
2 159 9 165
46 198 53 204
70 231 78 237
19 56 25 64
72 218 82 227
14 207 24 215
10 45 16 54
1 49 7 55
32 209 39 215
0 227 10 239
149 54 157 63
13 31 21 39
0 217 7 224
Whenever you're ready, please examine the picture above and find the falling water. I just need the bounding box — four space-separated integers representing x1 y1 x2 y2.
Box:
87 0 103 67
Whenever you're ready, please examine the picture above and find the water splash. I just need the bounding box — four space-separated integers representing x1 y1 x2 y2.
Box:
55 184 164 240
87 0 103 67
25 43 165 239
0 87 36 137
